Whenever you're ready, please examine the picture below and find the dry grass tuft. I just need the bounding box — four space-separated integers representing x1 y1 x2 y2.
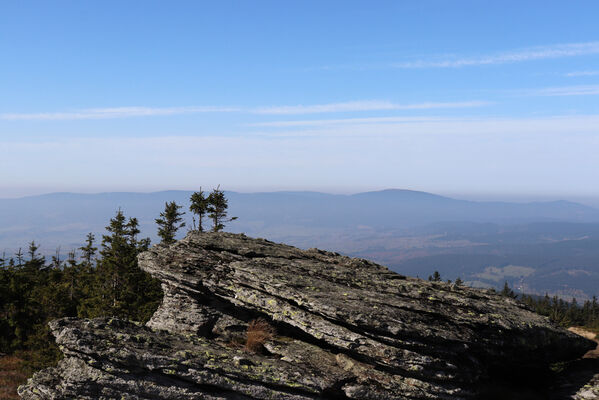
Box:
0 355 28 400
245 318 276 353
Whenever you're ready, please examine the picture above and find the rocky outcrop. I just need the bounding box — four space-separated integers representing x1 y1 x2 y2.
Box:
19 232 597 399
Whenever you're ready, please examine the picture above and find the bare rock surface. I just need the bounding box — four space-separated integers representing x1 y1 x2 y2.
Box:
19 232 597 399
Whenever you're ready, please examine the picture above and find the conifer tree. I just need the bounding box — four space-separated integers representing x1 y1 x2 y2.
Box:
83 209 161 321
207 186 237 232
500 281 516 298
79 232 97 267
25 241 45 274
189 189 209 232
51 246 62 268
156 201 186 244
15 248 24 267
97 209 130 315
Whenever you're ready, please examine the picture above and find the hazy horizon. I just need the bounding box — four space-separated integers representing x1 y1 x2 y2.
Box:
2 187 599 209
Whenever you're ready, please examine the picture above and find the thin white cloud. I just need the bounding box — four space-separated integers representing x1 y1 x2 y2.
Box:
0 100 489 121
248 116 444 127
251 100 489 115
0 106 240 121
392 41 599 69
247 115 599 137
565 70 599 77
525 85 599 96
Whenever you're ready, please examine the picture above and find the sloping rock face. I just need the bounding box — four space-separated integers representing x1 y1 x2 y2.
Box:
19 232 596 399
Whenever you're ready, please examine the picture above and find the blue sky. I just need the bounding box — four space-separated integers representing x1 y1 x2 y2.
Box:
1 1 599 199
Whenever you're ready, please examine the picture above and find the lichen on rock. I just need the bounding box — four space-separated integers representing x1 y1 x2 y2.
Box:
19 232 597 399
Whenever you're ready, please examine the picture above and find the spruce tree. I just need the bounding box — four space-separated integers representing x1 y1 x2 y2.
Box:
156 201 186 244
84 209 161 321
500 281 516 298
189 189 209 232
15 248 24 267
207 186 237 232
97 209 130 315
79 232 97 267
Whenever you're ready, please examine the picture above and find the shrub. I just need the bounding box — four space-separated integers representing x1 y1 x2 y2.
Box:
245 319 275 353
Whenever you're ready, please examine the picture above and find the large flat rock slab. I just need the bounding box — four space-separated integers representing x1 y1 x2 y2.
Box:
19 232 596 399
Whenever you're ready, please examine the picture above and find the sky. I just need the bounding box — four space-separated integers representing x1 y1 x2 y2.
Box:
1 1 599 200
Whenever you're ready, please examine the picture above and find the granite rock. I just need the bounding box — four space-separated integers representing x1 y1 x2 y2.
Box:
19 232 596 399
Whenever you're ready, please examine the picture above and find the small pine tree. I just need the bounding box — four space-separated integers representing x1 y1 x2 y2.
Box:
156 201 186 244
15 248 24 267
79 233 98 267
25 241 45 272
207 186 237 232
88 209 160 320
432 271 441 282
51 246 62 268
454 277 463 286
27 241 41 262
500 281 516 298
189 189 209 232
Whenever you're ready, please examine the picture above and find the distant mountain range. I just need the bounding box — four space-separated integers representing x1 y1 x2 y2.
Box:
1 189 598 250
2 189 599 299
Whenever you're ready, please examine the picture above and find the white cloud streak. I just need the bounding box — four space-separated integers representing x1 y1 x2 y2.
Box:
251 115 599 137
392 41 599 69
0 100 488 121
0 106 240 121
565 70 599 77
251 100 489 115
525 85 599 96
248 116 444 127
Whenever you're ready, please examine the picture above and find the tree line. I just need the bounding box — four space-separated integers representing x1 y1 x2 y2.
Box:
497 281 599 330
0 188 235 372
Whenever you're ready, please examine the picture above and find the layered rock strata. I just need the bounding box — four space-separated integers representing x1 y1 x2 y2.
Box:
19 232 596 399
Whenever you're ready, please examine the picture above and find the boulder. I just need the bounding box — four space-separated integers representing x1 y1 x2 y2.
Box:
19 232 596 399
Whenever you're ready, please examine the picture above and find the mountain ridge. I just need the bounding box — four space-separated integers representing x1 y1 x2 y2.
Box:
2 188 599 253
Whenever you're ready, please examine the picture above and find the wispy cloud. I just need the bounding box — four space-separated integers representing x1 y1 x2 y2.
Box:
525 85 599 96
0 100 489 121
251 100 489 115
0 106 239 121
565 70 599 77
391 41 599 69
248 115 599 137
248 116 443 127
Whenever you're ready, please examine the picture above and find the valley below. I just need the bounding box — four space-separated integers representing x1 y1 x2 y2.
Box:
2 189 599 301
